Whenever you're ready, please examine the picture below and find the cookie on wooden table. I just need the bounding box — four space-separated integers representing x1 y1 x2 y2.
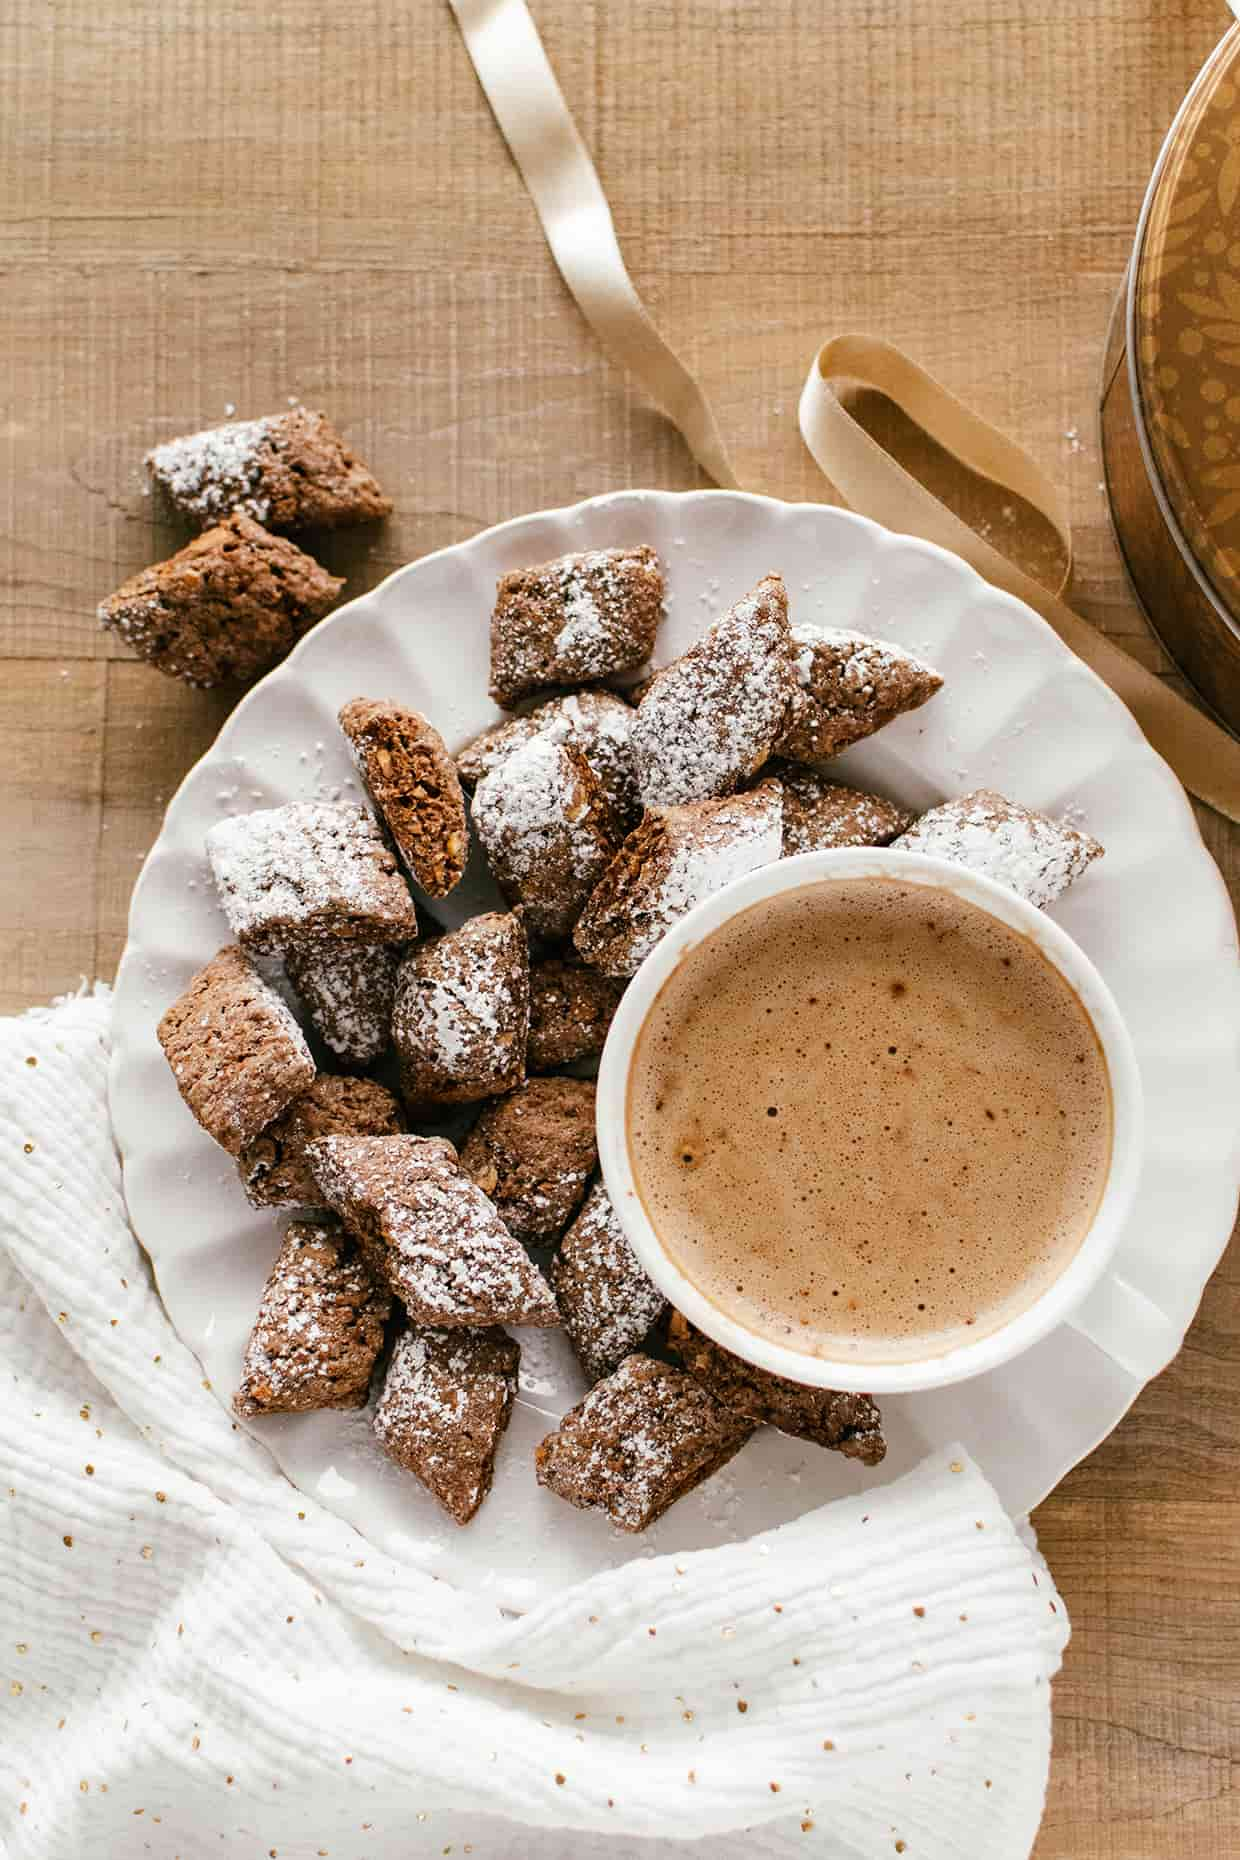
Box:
471 738 619 942
894 788 1103 908
666 1312 886 1462
157 944 315 1155
775 763 915 857
527 956 626 1072
233 1219 390 1418
776 623 943 765
238 1074 405 1209
147 408 392 532
98 515 343 689
206 801 418 957
338 697 468 899
284 939 401 1069
458 689 640 830
630 573 797 806
392 911 530 1110
552 1183 667 1383
535 1354 755 1532
572 782 784 978
459 1076 597 1245
373 1325 519 1525
489 546 664 706
307 1133 559 1327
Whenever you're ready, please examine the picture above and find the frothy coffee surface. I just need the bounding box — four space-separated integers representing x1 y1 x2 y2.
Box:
627 878 1112 1363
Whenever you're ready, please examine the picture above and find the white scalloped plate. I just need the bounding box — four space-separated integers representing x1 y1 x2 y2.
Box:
110 491 1240 1609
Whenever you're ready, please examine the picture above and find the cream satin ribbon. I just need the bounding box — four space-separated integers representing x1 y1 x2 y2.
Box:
449 0 1240 823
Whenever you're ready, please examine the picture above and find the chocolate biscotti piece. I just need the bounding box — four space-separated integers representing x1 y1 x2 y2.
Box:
489 546 664 706
238 1074 405 1209
535 1354 754 1531
284 939 400 1068
894 788 1104 908
630 574 797 806
157 944 315 1155
775 763 915 857
206 802 419 956
233 1219 391 1418
338 698 468 899
460 1076 597 1245
373 1325 519 1525
776 623 943 765
146 408 392 532
307 1133 559 1327
527 957 626 1072
458 689 640 829
573 783 783 977
392 912 529 1110
98 515 343 689
552 1184 667 1383
666 1313 886 1463
471 738 619 941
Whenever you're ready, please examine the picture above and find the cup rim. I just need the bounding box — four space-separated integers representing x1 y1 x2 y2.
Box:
594 846 1146 1395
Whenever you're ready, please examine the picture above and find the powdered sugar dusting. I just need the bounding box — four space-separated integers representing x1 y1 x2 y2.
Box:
472 738 616 939
393 913 528 1102
147 417 274 524
372 1325 518 1522
778 623 944 763
895 789 1103 909
459 690 638 824
285 941 399 1065
552 1183 667 1382
490 546 664 702
233 1221 390 1416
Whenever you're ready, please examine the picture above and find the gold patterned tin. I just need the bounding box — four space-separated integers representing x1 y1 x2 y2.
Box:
1101 25 1240 733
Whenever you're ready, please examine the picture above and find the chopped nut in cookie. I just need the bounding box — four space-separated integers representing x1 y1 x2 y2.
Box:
157 944 315 1155
552 1183 667 1383
459 1076 597 1245
527 957 626 1072
630 573 797 806
535 1353 754 1532
775 763 915 857
284 939 401 1068
238 1074 405 1209
894 788 1103 908
306 1133 559 1327
667 1313 886 1462
392 911 529 1110
373 1325 519 1525
146 408 392 531
471 737 619 941
233 1219 390 1418
97 514 343 689
489 546 664 706
458 689 640 829
206 801 418 956
572 782 783 977
338 697 469 899
776 623 943 765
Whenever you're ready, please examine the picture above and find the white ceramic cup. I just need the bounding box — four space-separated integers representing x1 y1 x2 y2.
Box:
595 847 1146 1395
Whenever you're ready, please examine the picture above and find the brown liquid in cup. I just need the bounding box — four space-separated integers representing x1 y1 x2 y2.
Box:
626 878 1113 1364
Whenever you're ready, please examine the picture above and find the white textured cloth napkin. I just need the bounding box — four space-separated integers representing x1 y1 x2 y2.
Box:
0 988 1068 1860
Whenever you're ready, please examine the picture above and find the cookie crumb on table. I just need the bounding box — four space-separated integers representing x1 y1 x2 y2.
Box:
338 697 468 899
488 546 664 706
238 1074 405 1209
157 944 315 1155
307 1133 560 1327
667 1312 886 1462
573 782 784 977
373 1325 519 1525
392 911 530 1109
97 514 343 689
552 1183 667 1383
233 1219 390 1417
535 1353 754 1531
146 408 392 532
459 1075 597 1245
206 801 419 956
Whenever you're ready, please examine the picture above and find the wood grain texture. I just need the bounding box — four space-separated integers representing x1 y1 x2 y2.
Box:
0 1 1236 1850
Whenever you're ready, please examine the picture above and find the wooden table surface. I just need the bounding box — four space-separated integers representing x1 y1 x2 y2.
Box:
3 0 1238 1850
